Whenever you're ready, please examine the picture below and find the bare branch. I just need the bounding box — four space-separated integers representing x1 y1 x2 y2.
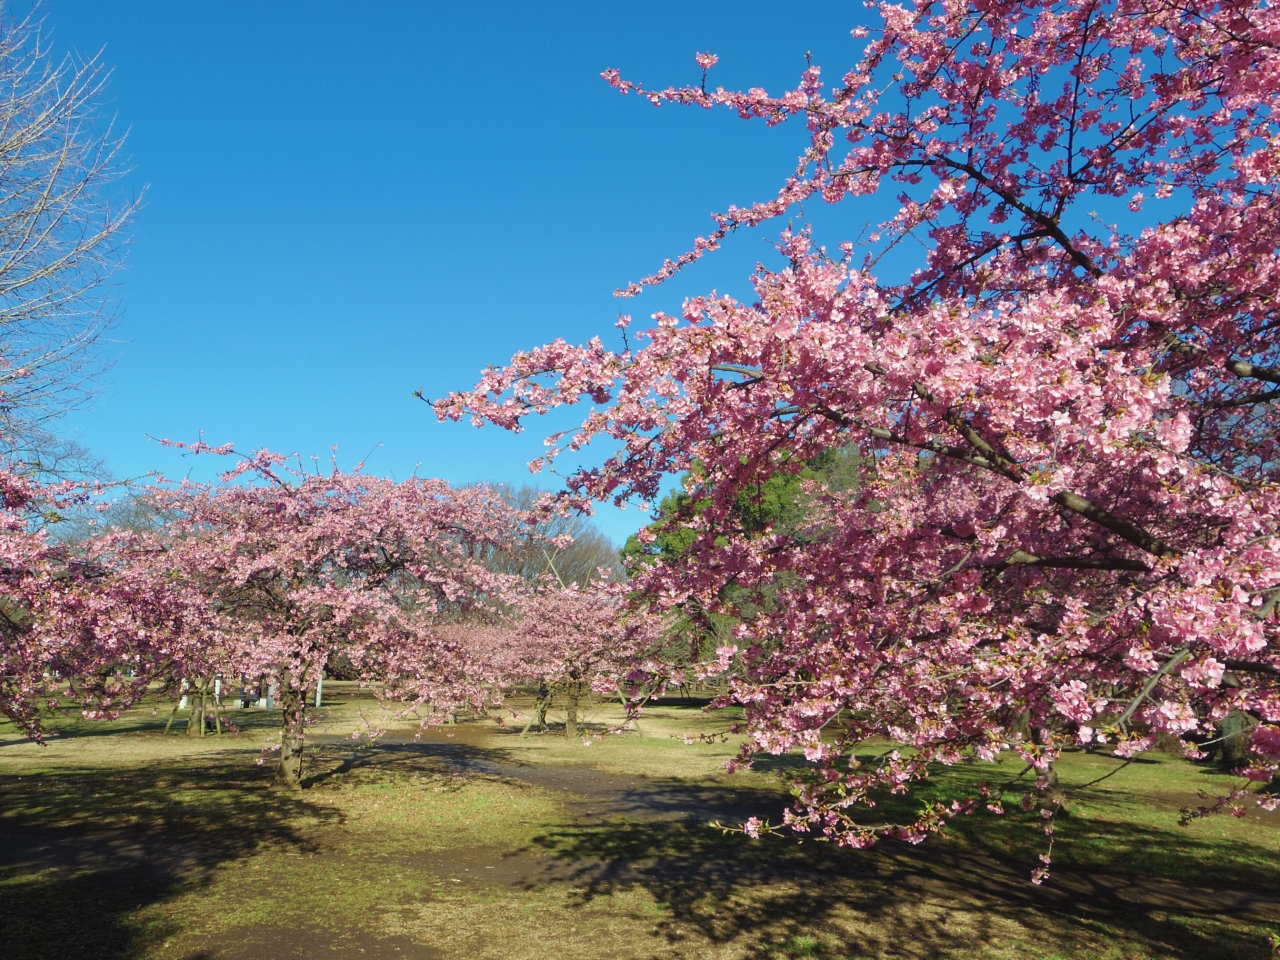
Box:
0 14 140 455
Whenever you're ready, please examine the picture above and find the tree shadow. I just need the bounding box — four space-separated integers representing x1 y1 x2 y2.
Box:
0 706 289 745
850 755 1279 893
0 757 341 960
319 734 793 826
327 726 1280 959
301 735 519 789
521 815 1280 959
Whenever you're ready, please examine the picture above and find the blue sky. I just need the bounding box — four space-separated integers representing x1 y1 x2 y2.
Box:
45 1 881 544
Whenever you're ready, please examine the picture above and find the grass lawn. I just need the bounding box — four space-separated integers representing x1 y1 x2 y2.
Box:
0 683 1276 959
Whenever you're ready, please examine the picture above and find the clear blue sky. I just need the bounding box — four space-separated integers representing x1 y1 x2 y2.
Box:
45 1 882 544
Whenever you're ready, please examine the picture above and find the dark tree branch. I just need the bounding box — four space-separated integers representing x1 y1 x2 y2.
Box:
1207 388 1280 408
997 549 1151 572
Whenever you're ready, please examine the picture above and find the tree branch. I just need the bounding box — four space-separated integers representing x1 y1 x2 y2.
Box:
1118 647 1190 731
1164 337 1280 387
997 549 1151 572
1049 491 1179 560
1207 388 1280 408
810 402 1182 559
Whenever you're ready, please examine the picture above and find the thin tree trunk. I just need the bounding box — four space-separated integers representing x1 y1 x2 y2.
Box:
275 676 306 790
163 693 181 735
564 683 581 740
1041 758 1069 813
213 678 223 736
165 678 189 734
1218 710 1257 768
187 678 207 738
522 691 551 737
617 684 641 737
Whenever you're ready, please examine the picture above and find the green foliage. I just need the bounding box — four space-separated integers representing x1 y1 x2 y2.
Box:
620 447 862 667
621 445 862 566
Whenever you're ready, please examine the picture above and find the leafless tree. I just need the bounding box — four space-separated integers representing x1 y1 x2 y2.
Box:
0 8 138 464
487 484 621 585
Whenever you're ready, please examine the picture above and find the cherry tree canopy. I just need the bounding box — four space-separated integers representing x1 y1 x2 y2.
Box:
0 457 199 736
440 0 1280 869
491 579 662 737
112 445 529 786
0 463 82 732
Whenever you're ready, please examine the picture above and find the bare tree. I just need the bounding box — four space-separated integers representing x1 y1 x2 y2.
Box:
0 7 138 461
486 484 621 585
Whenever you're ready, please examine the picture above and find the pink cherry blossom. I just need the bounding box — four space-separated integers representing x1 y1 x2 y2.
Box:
443 0 1280 846
98 445 529 787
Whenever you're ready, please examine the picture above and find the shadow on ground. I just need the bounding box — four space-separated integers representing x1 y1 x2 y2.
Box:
520 816 1279 960
0 758 339 960
307 728 1280 958
4 721 1279 960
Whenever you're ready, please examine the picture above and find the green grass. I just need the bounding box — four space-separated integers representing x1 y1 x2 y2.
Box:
1 685 1277 959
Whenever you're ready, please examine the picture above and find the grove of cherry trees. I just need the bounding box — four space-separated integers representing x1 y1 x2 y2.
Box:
2 0 1278 889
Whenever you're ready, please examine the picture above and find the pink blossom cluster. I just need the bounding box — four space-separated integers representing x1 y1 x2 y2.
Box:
0 457 194 734
486 578 662 694
441 0 1280 854
126 451 532 733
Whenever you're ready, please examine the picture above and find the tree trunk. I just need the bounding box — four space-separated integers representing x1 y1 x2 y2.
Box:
616 685 642 737
1218 710 1257 769
1042 760 1070 814
522 691 550 738
275 677 306 790
563 684 581 740
163 694 181 734
187 679 206 738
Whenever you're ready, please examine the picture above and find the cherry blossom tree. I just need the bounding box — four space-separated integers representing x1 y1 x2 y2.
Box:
496 579 660 739
131 445 527 788
439 0 1280 878
0 462 78 732
0 457 195 737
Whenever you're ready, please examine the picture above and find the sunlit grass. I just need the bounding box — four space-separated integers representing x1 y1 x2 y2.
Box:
1 685 1276 959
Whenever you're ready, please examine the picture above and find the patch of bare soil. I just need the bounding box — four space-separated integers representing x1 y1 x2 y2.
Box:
355 729 785 825
194 925 441 960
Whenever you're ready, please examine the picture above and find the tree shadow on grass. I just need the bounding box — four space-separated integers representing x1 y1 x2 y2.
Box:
314 735 798 829
522 815 1280 960
302 736 505 789
0 758 341 960
852 756 1279 894
0 708 291 746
